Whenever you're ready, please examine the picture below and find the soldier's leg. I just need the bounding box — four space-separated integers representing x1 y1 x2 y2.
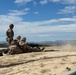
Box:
0 52 3 56
7 38 11 45
15 48 23 54
32 47 45 52
7 50 15 55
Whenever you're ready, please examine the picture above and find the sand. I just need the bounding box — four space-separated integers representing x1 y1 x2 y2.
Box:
0 45 76 75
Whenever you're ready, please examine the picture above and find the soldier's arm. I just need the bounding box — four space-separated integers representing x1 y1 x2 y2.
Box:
26 44 32 49
6 30 9 36
13 30 14 37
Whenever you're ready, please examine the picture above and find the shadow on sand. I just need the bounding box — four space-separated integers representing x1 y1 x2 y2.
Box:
43 49 60 52
0 54 76 68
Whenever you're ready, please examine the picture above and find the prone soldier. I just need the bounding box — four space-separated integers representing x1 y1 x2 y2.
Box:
19 37 45 53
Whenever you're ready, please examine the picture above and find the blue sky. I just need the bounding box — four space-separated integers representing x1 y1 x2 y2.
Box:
0 0 76 42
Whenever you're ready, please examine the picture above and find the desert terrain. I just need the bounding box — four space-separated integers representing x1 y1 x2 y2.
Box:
0 44 76 75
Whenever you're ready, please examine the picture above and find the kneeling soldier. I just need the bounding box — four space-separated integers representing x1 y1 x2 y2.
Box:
8 40 23 55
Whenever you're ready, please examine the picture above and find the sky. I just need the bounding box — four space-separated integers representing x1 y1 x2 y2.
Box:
0 0 76 42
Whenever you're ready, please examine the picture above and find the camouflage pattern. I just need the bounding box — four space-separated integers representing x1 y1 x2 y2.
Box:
19 41 28 52
8 45 23 55
6 29 14 44
19 41 44 53
7 37 45 55
7 40 23 55
16 36 21 42
22 44 44 52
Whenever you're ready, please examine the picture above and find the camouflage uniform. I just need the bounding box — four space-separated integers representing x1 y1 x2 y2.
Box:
20 43 44 53
8 40 23 55
16 36 21 42
19 37 45 53
8 45 23 55
15 36 21 49
6 24 14 44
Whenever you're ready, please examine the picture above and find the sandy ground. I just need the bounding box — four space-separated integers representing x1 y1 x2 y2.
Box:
0 44 76 75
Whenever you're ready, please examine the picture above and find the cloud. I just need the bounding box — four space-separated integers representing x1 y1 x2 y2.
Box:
61 0 76 5
34 12 39 14
0 8 30 25
1 16 76 35
40 0 60 4
40 0 59 4
15 0 76 7
24 8 30 11
40 0 48 4
0 15 22 25
37 34 51 37
49 0 60 2
13 17 76 34
58 6 76 14
29 17 76 26
40 0 76 16
40 0 60 5
14 0 76 17
59 6 76 15
15 0 32 4
8 10 27 16
9 8 30 16
28 24 76 34
0 7 76 42
33 1 37 6
40 0 76 4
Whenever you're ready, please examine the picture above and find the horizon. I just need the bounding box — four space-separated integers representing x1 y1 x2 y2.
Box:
0 0 76 42
0 39 76 44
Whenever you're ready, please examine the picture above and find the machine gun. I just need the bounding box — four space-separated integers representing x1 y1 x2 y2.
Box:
27 43 41 49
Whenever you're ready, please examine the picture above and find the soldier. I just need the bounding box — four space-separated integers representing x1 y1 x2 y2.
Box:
15 35 21 47
16 35 21 43
6 24 14 45
19 37 45 53
19 37 28 53
8 40 23 55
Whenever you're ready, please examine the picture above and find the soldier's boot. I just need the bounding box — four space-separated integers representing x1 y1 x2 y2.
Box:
41 47 45 51
0 52 3 56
